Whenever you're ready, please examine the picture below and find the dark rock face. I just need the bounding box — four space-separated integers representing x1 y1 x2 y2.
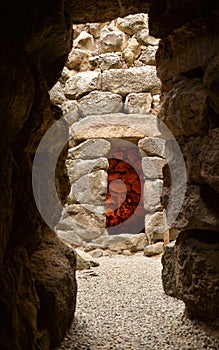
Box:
161 240 178 298
152 2 219 321
175 231 219 322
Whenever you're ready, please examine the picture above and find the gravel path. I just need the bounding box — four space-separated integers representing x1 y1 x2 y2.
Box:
56 255 219 350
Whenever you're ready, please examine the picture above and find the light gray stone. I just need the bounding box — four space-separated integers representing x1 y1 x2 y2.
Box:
62 204 106 228
78 91 122 116
135 30 159 46
89 53 122 70
144 242 164 257
56 230 83 247
144 179 163 212
69 170 108 205
102 66 161 96
139 46 158 65
74 31 96 52
142 156 166 179
122 37 141 66
65 71 101 99
145 211 165 244
117 14 148 35
49 81 66 105
67 48 91 71
100 27 126 53
138 137 166 158
124 93 152 114
71 114 162 142
93 233 147 252
67 158 109 182
68 139 111 160
87 22 108 38
90 249 104 258
75 248 100 270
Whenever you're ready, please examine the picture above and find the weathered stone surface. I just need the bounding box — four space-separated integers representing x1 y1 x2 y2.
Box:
62 204 106 228
49 81 66 105
67 158 109 182
161 240 177 297
200 128 219 193
144 179 163 212
145 211 165 244
139 45 157 65
75 248 100 270
93 233 147 252
65 71 101 99
78 91 122 116
87 22 107 38
174 231 219 321
142 156 166 179
89 53 122 70
100 27 127 53
117 14 148 35
56 230 83 247
56 215 106 241
159 79 208 137
144 242 164 256
68 139 111 160
102 66 161 96
124 93 152 114
31 231 77 348
67 48 91 71
74 31 96 52
69 170 108 205
138 137 166 158
61 100 79 116
122 37 141 66
203 56 219 114
71 114 162 141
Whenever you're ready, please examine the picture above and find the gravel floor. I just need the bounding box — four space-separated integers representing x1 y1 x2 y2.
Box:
56 255 219 350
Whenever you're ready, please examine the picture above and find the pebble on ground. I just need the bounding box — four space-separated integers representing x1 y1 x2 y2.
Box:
56 255 219 350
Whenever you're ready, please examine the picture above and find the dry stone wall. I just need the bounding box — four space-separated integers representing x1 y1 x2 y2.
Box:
52 14 174 256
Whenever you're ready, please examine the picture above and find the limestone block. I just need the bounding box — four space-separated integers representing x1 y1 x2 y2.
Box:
144 242 164 256
78 91 122 116
145 211 165 244
124 93 152 114
117 13 148 35
63 107 80 127
67 158 109 182
74 31 96 52
102 66 161 96
75 249 100 270
89 53 122 70
138 137 166 158
49 81 66 105
67 48 91 71
144 179 163 212
56 230 83 247
71 114 162 142
122 37 141 66
93 233 147 252
152 94 160 111
87 22 108 38
62 204 106 228
68 139 111 160
139 46 158 65
65 71 101 99
61 100 79 116
56 215 106 240
59 67 75 84
142 156 166 179
69 170 108 205
135 30 159 46
100 27 127 53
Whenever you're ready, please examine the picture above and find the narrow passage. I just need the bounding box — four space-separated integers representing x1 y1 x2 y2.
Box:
56 255 219 350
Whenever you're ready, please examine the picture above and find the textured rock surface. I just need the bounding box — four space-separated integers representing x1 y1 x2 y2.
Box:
162 240 177 297
145 211 165 244
75 248 100 270
144 242 164 256
78 91 123 116
174 231 219 322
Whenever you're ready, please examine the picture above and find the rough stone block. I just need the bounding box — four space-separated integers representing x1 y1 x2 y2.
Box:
117 13 148 35
65 71 101 99
139 45 158 65
142 156 166 179
78 91 122 116
138 137 166 158
68 139 111 160
100 27 127 53
102 66 161 96
144 242 164 256
124 93 152 114
144 179 163 212
67 158 109 182
145 211 165 244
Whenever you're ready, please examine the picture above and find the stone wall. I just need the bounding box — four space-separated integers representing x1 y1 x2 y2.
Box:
50 15 175 255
